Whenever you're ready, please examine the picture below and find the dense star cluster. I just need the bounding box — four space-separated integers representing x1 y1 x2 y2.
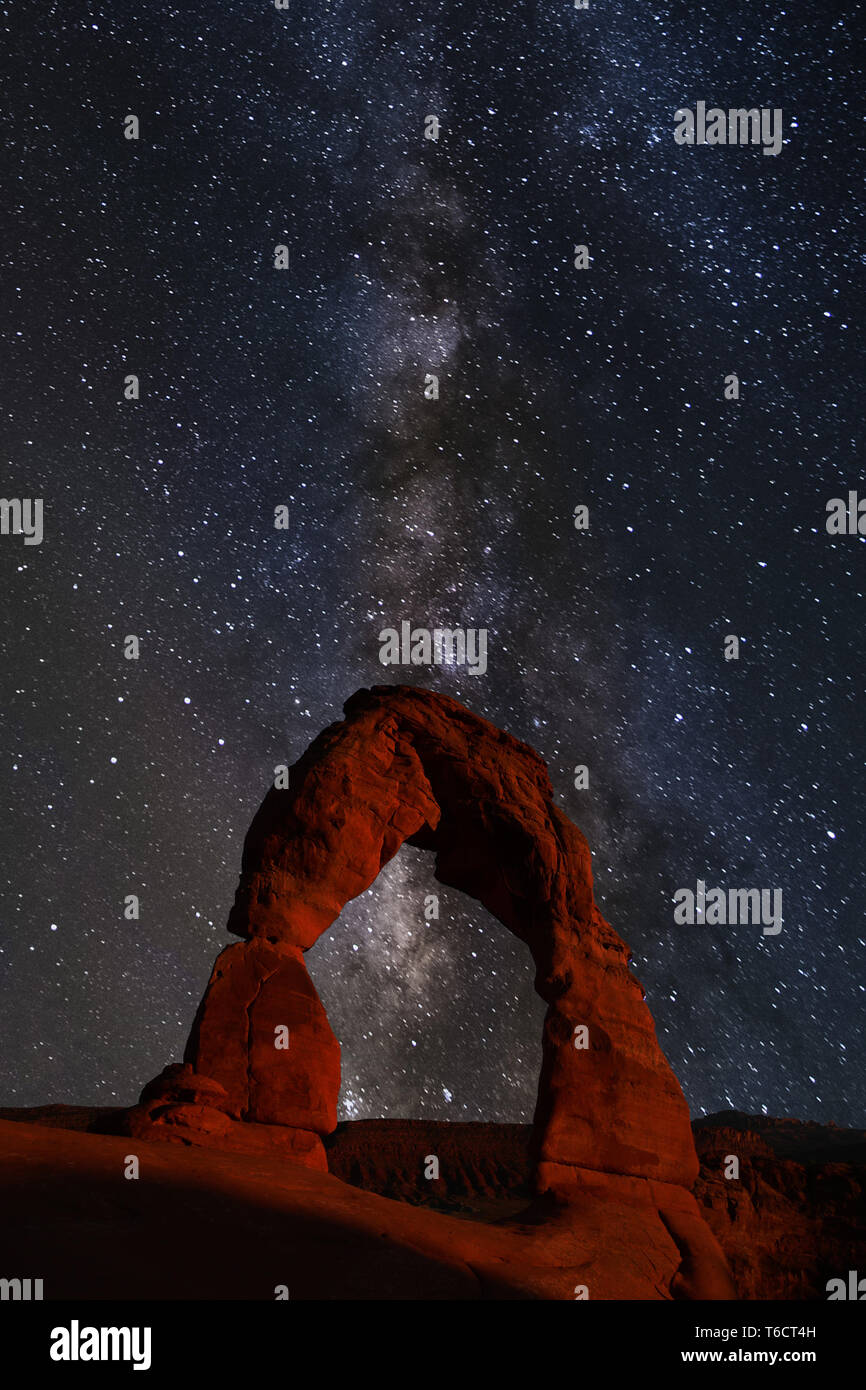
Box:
0 2 863 1128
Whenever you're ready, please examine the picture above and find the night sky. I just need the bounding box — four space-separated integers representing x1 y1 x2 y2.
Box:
1 1 863 1130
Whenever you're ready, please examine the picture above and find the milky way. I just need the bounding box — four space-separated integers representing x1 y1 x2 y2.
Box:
0 2 863 1127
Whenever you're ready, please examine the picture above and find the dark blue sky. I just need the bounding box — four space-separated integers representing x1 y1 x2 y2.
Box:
0 0 863 1126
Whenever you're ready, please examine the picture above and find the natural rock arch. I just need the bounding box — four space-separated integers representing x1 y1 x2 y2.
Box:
129 685 698 1195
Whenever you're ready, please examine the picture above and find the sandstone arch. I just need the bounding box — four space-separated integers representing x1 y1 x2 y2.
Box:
126 685 735 1296
131 685 698 1188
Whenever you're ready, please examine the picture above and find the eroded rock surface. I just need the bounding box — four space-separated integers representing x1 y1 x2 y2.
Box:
2 1110 860 1298
121 684 732 1297
693 1114 866 1300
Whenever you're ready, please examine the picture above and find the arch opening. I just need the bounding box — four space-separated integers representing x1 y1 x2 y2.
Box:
305 841 546 1123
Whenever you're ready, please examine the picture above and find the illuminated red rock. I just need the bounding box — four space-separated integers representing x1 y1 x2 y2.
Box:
2 1111 861 1299
0 1118 728 1300
184 940 340 1131
693 1113 866 1299
218 685 699 1186
125 948 338 1169
123 684 733 1297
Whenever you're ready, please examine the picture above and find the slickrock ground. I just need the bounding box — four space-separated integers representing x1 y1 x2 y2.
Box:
0 1116 716 1300
0 1108 861 1299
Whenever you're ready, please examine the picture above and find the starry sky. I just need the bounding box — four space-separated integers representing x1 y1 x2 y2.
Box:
1 1 863 1129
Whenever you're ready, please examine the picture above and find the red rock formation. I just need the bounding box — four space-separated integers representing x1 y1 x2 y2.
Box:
324 1119 535 1213
3 1110 861 1298
693 1115 866 1300
123 684 734 1298
0 1117 724 1300
323 1115 866 1301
